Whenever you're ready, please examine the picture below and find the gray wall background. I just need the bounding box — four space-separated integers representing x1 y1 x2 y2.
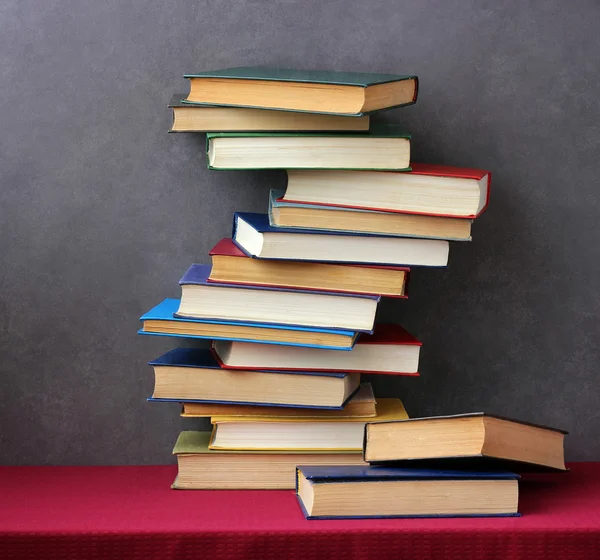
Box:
1 0 598 465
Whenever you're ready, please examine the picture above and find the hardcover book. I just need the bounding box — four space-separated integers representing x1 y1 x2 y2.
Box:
168 94 370 132
232 212 449 267
296 465 520 519
148 348 360 409
208 237 409 298
283 164 491 219
176 264 380 332
209 398 407 451
364 413 568 472
181 382 377 418
212 323 422 374
268 189 472 241
138 298 358 350
172 431 366 490
206 126 411 171
182 67 418 115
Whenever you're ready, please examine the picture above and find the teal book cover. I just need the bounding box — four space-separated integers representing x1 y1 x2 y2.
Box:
206 125 411 171
184 67 417 86
138 298 358 350
206 124 410 140
183 67 418 116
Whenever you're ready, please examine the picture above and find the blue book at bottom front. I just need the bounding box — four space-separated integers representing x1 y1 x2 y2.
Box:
296 465 520 519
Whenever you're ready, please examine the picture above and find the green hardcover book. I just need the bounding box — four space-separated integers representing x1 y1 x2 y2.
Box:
183 67 418 116
172 431 365 489
205 125 411 171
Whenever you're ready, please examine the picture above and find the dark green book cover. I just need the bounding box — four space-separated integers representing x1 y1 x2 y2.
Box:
184 67 417 87
173 431 361 455
168 93 206 108
183 67 418 116
205 125 411 171
206 124 410 140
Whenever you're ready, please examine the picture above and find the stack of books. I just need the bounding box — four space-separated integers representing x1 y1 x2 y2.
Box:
297 412 567 519
138 67 566 516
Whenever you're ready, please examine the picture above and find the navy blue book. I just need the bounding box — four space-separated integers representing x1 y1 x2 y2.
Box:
148 348 361 409
296 465 520 519
138 298 359 350
232 212 449 267
176 264 380 333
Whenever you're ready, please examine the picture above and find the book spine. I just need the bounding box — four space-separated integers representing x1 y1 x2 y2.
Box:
412 76 419 104
475 172 492 218
362 424 369 461
267 194 276 227
231 213 243 249
208 424 219 449
205 135 213 169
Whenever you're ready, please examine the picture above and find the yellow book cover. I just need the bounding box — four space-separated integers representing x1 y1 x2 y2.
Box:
210 398 406 424
208 398 408 451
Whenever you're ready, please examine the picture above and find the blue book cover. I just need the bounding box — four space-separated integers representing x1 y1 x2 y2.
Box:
147 348 360 410
296 465 521 519
232 212 449 267
150 348 349 377
138 298 359 350
149 347 221 369
147 396 355 409
236 212 391 239
268 189 472 242
177 264 379 333
297 465 520 481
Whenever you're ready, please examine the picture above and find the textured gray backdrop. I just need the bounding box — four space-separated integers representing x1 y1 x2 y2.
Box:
1 0 598 465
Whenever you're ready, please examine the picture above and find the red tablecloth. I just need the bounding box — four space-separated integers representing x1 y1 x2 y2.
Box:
1 463 598 559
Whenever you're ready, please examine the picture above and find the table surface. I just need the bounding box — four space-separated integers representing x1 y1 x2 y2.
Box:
1 462 599 559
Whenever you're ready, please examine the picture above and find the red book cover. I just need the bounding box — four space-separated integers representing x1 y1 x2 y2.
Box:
357 324 422 346
281 164 492 219
209 348 421 376
207 238 410 298
209 237 247 258
409 163 489 180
